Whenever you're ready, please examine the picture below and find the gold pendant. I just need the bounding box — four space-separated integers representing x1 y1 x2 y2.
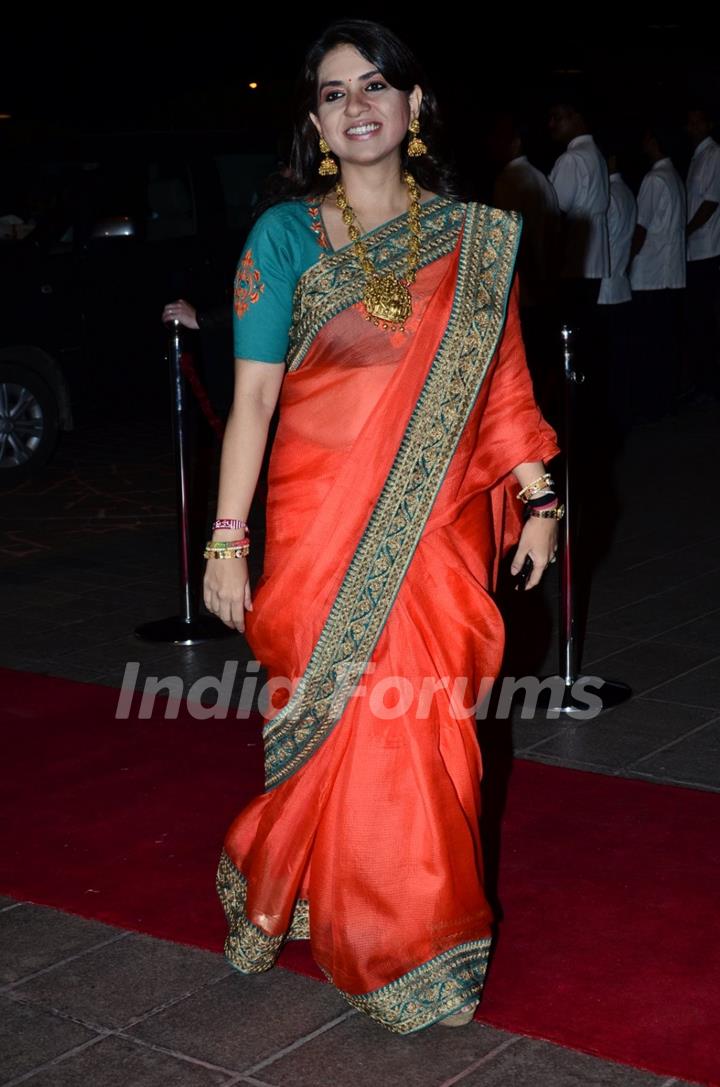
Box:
363 273 412 329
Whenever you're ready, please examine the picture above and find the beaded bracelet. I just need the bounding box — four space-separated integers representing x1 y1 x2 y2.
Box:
205 537 249 549
529 504 565 520
212 518 249 532
204 537 250 558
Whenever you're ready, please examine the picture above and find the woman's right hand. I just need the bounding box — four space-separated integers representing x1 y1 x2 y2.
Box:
203 557 253 632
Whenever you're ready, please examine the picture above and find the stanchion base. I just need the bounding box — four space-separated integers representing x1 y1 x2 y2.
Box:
134 615 238 645
535 676 633 718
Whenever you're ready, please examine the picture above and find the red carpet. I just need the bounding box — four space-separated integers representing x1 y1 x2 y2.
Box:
2 666 718 1085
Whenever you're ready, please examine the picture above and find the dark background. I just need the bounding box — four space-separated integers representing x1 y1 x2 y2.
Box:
2 14 718 193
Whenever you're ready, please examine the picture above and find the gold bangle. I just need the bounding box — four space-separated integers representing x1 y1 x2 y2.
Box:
517 472 554 502
203 545 250 559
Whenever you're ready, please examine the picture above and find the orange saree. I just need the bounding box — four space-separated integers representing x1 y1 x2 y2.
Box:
216 198 560 1032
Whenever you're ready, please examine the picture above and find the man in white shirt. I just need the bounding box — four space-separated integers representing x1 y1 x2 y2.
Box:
548 101 610 289
547 93 611 470
628 121 687 420
684 105 720 400
599 159 636 307
598 151 637 435
490 112 561 424
492 115 561 310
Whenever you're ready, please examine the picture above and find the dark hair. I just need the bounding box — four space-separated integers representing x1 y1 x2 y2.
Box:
643 114 680 160
505 110 532 153
686 100 716 128
546 84 594 127
602 125 634 173
251 18 458 219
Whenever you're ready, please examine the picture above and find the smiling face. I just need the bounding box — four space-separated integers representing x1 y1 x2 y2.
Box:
308 43 422 169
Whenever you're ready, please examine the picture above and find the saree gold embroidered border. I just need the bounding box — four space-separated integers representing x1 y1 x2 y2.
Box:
262 201 521 790
216 851 309 973
217 847 492 1033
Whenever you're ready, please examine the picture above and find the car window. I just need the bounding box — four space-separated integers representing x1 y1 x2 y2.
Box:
146 158 195 241
68 160 145 243
0 160 81 247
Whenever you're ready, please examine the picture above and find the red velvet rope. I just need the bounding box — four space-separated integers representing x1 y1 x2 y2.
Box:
179 351 226 440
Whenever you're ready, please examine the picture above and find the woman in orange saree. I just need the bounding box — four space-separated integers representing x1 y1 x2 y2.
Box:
204 20 560 1034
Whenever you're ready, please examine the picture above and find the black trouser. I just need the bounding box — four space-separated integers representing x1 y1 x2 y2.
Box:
548 278 613 645
519 303 565 436
630 288 684 420
685 255 720 397
598 300 633 436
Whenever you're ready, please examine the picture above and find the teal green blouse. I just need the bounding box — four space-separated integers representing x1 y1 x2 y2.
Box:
232 194 450 363
232 199 329 363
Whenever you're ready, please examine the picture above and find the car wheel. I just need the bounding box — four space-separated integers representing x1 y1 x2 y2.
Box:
0 364 60 482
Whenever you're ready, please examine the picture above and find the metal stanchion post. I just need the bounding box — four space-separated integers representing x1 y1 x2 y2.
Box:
539 323 631 716
135 321 236 645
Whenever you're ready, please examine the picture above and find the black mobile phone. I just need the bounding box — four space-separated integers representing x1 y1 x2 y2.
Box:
514 554 533 591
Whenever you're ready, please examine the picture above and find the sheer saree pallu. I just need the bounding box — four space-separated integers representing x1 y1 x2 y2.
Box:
217 198 559 1033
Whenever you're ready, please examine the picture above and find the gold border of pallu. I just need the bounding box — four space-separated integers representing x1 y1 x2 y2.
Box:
262 200 521 791
217 848 492 1034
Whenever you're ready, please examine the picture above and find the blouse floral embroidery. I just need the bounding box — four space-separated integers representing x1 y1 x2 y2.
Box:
307 202 331 251
234 249 265 320
232 201 330 363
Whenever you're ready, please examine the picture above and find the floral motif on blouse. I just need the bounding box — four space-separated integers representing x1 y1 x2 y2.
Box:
307 201 331 250
234 249 265 319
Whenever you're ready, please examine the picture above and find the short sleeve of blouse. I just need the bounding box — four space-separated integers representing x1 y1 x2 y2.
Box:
233 206 302 364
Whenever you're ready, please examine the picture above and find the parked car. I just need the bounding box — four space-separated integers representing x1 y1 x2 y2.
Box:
0 129 278 482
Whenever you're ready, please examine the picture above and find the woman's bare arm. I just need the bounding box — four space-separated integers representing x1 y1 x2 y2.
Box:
203 358 285 631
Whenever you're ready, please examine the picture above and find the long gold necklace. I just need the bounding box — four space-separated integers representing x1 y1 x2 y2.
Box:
333 170 421 332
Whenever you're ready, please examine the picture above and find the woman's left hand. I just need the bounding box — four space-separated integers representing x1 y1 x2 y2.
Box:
510 516 559 591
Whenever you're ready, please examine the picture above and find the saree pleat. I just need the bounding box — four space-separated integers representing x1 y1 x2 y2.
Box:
217 199 560 1032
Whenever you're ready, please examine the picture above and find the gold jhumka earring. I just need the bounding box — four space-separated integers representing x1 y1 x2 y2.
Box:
318 136 338 176
407 118 428 157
